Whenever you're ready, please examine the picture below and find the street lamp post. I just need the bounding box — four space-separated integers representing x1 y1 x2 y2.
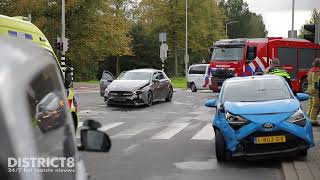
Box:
225 21 239 38
291 0 295 38
185 0 189 78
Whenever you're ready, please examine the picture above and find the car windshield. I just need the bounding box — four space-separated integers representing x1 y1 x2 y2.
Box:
222 78 292 103
211 46 244 61
119 71 151 81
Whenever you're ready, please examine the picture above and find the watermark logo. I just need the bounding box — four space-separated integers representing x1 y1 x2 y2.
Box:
8 157 75 173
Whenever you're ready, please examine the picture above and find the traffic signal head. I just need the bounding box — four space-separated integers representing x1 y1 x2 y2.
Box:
303 24 320 44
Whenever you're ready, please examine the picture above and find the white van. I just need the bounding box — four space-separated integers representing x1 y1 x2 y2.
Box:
187 64 211 92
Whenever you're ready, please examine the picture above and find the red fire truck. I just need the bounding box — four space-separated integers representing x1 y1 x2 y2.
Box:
209 37 320 92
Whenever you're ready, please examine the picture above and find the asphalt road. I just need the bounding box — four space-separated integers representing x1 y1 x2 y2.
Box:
75 89 287 180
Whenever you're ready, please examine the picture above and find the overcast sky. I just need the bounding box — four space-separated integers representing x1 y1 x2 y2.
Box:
243 0 320 37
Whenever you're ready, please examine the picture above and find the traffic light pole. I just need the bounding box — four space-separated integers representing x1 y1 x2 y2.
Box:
61 0 66 74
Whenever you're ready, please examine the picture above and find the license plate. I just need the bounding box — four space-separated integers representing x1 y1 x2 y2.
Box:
254 135 286 144
114 98 127 102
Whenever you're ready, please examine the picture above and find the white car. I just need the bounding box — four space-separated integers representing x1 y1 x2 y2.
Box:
187 64 211 92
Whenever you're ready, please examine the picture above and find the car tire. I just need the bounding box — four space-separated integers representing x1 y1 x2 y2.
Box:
300 78 308 93
190 82 197 92
214 128 227 162
165 87 173 102
146 91 153 107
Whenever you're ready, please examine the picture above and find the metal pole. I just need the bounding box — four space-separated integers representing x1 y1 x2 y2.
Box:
61 0 66 75
225 24 228 37
291 0 295 38
185 0 188 78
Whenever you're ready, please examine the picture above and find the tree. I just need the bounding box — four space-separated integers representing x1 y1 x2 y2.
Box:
298 9 320 39
137 0 225 76
0 0 133 80
219 0 268 38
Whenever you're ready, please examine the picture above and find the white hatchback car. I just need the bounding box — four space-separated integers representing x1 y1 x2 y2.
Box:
187 64 211 92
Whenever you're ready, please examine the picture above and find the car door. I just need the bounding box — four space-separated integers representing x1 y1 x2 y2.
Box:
151 72 161 100
158 72 170 99
100 71 115 96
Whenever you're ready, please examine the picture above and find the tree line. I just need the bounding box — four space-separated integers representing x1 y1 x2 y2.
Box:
0 0 268 80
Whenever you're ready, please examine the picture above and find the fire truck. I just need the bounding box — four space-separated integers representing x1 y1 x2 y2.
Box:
209 37 320 93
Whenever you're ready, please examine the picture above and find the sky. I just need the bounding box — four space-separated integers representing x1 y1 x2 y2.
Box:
243 0 320 37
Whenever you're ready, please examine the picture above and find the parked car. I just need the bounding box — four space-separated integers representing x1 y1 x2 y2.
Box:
104 69 173 107
187 64 211 92
0 37 111 180
100 71 115 96
205 75 314 161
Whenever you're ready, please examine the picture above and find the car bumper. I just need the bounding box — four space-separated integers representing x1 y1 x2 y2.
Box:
232 130 310 159
104 94 148 106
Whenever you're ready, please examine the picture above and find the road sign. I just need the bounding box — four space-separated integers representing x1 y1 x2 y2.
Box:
160 43 168 61
159 32 167 43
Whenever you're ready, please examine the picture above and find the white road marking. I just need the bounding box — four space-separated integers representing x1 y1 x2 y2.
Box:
112 123 156 139
152 123 189 139
99 122 125 132
191 123 215 140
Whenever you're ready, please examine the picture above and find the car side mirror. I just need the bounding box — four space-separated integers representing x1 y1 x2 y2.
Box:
64 67 73 88
296 93 309 101
78 119 111 152
205 99 216 108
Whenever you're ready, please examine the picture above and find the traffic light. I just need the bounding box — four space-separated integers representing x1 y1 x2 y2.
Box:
303 23 320 44
53 36 63 51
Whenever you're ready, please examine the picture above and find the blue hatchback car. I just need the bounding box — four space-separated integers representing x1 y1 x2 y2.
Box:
205 75 314 161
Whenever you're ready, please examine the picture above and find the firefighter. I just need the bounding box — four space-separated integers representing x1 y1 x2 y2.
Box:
307 58 320 126
265 58 293 91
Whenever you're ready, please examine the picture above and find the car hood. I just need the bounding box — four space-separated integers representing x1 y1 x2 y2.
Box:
107 80 150 92
224 99 299 115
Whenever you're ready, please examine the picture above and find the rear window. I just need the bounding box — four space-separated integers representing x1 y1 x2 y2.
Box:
222 78 292 103
189 66 207 74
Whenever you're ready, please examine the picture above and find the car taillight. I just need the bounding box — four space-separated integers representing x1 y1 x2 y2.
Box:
68 99 72 108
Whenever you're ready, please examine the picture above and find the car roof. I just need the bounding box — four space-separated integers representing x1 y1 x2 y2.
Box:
190 64 209 67
225 75 283 83
127 68 161 73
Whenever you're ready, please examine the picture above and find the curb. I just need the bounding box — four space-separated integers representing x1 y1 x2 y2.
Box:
281 160 316 180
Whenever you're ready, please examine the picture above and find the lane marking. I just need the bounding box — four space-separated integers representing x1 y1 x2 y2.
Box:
99 122 125 132
191 123 215 140
112 123 156 139
152 123 189 140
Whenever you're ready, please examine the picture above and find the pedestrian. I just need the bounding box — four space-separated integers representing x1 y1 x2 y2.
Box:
265 58 293 91
307 58 320 126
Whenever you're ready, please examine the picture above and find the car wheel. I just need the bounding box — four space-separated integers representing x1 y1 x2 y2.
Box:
214 128 227 162
300 78 308 93
190 83 197 92
146 91 153 107
165 87 173 102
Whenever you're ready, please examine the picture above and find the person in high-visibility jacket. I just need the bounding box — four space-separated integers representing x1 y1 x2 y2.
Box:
265 58 293 91
307 58 320 126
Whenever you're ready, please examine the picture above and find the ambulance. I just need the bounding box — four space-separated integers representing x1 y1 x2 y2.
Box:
0 14 79 130
209 37 320 92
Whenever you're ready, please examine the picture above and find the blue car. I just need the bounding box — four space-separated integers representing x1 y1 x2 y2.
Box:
205 75 314 161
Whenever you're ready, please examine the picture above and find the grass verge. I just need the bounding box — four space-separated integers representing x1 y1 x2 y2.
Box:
170 76 187 89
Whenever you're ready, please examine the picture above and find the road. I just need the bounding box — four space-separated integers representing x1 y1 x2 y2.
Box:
75 89 285 180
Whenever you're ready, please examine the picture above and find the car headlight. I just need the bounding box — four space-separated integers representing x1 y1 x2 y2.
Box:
287 109 306 127
225 111 249 130
133 89 145 95
104 89 109 95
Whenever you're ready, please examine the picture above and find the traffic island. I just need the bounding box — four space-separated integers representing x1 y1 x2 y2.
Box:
281 127 320 180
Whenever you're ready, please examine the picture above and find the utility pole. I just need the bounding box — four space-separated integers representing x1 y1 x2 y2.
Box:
291 0 295 38
61 0 66 74
185 0 189 78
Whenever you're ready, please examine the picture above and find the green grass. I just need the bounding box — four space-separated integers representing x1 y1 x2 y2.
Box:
170 76 187 89
76 80 99 84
